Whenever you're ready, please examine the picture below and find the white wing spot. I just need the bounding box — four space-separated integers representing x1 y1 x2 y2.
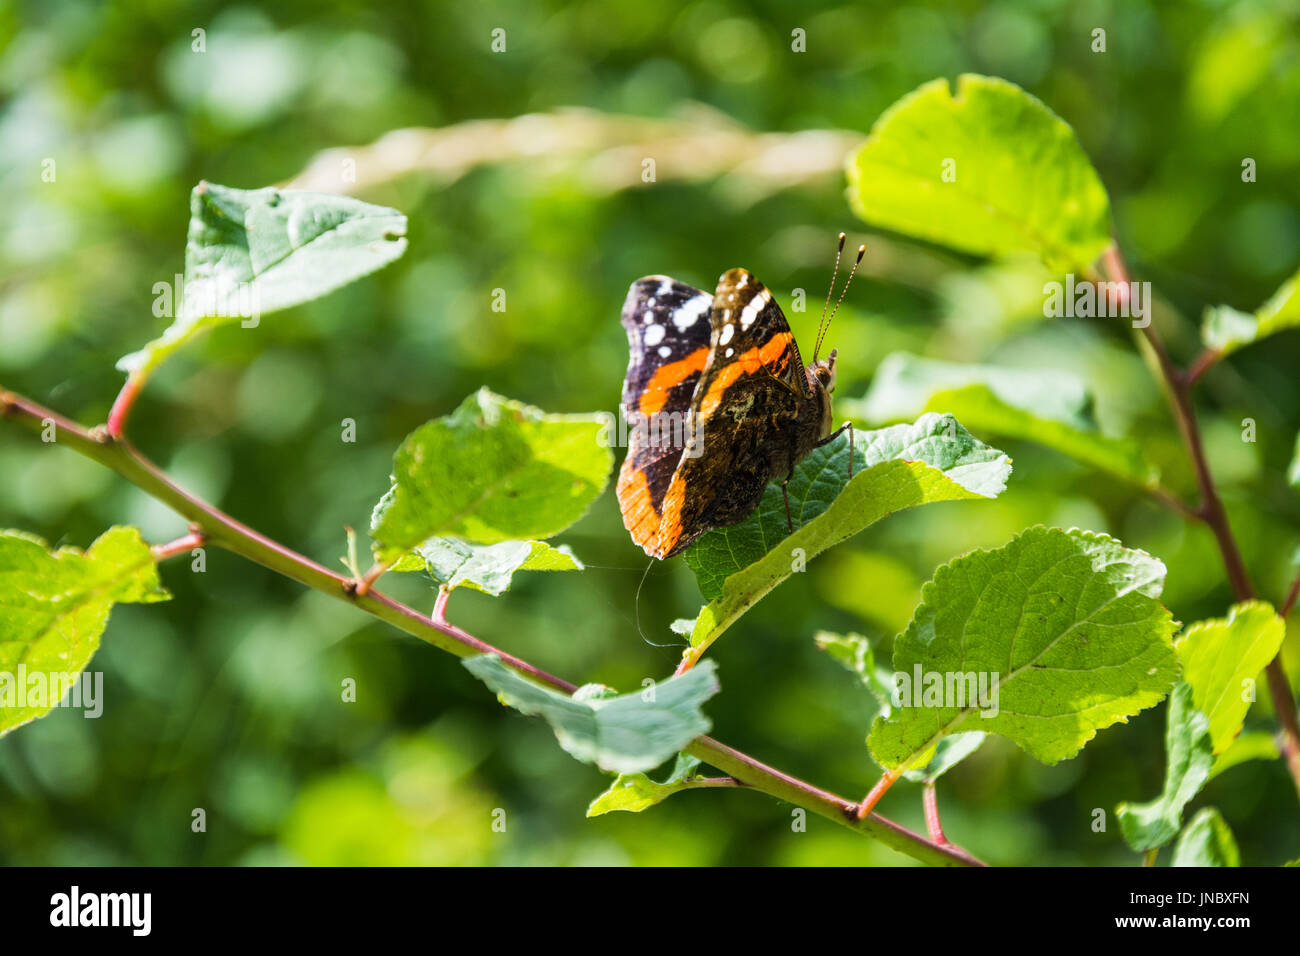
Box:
657 278 673 295
719 323 735 345
725 347 735 358
658 345 672 358
642 310 654 325
672 293 711 331
740 288 771 329
645 323 666 346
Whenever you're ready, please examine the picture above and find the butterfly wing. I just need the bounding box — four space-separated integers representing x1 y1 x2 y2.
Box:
692 268 808 413
650 269 809 557
616 276 715 556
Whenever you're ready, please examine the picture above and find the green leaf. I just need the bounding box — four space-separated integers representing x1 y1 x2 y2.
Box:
669 618 697 637
0 527 170 736
902 732 987 784
587 754 705 816
847 74 1111 274
394 537 582 596
1171 808 1240 867
683 414 1011 657
1175 600 1285 755
1207 731 1279 782
815 630 897 720
868 527 1179 774
1201 266 1300 357
1288 431 1300 489
462 655 719 774
370 389 613 563
1116 683 1214 853
119 182 408 376
816 630 986 781
850 353 1157 487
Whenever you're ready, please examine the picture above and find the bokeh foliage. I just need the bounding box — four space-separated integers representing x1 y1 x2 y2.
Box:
2 0 1299 865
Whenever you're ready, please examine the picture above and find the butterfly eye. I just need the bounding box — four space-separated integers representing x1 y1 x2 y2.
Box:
812 356 837 393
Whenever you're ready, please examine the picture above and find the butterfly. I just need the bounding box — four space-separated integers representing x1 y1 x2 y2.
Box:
616 235 864 558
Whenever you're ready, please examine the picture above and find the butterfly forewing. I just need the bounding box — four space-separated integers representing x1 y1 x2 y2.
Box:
694 268 808 414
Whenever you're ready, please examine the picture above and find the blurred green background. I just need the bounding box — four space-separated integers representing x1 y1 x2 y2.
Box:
2 0 1299 866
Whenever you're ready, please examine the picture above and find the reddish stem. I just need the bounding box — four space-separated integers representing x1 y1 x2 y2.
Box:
856 769 899 819
922 782 949 845
433 587 451 623
353 559 391 598
1100 243 1300 803
1281 573 1300 620
151 530 206 562
106 376 143 438
1185 348 1222 387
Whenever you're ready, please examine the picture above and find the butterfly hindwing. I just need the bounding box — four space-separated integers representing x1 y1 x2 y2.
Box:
617 276 715 555
619 276 714 420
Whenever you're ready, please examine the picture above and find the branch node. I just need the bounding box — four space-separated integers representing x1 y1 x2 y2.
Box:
353 559 390 598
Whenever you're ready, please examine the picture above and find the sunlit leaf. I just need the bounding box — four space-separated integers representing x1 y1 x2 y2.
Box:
868 527 1179 774
847 74 1111 273
371 389 612 563
0 527 170 735
118 181 408 376
1176 600 1285 755
587 753 705 816
395 537 582 596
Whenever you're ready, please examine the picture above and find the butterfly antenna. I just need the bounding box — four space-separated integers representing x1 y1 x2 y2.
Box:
817 242 866 359
813 232 846 362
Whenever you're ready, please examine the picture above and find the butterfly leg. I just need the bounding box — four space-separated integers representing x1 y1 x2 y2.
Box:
815 421 855 480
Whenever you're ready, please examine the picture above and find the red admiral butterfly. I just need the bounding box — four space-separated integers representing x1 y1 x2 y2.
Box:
617 235 864 558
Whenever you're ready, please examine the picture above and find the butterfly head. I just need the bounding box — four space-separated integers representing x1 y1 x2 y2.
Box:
807 233 860 440
805 347 838 438
809 347 837 393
